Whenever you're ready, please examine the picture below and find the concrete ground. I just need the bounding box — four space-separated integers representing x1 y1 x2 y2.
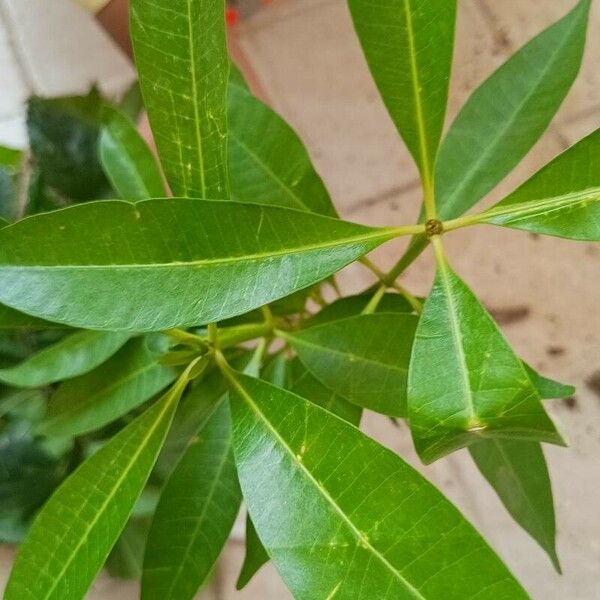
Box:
0 0 599 598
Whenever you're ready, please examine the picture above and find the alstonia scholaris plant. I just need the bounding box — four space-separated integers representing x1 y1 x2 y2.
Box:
0 0 597 598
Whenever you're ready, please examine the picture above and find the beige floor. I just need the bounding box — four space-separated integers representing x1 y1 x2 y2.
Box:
1 1 599 598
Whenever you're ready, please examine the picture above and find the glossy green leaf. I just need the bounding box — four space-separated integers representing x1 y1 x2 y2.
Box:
469 439 560 571
131 0 229 198
525 364 575 400
99 105 165 200
3 363 194 600
142 400 241 600
229 373 527 599
0 330 129 388
0 199 396 331
289 357 362 427
482 128 600 240
435 0 590 220
236 513 270 590
285 313 417 416
308 292 413 327
408 255 563 463
348 0 456 178
228 79 336 216
38 337 177 437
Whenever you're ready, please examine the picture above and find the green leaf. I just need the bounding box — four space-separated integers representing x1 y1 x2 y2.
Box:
408 254 563 463
131 0 229 198
3 362 195 600
236 513 270 590
0 330 129 388
482 128 600 240
524 364 575 400
0 304 63 330
105 517 151 580
0 200 396 331
142 400 241 600
0 145 21 222
285 313 417 416
469 439 560 571
435 0 591 221
348 0 456 179
99 105 165 201
228 373 528 599
308 292 412 327
289 357 362 427
38 337 177 437
27 90 110 201
228 80 336 216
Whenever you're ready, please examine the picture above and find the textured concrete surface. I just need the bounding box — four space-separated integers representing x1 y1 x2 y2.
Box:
1 1 599 598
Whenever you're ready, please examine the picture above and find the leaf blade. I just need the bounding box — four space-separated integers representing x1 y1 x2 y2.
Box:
408 255 563 463
0 330 129 388
285 313 417 416
142 400 241 600
435 0 591 220
348 0 456 179
469 439 560 571
0 200 395 331
229 373 528 599
130 0 229 198
3 366 192 600
99 105 165 201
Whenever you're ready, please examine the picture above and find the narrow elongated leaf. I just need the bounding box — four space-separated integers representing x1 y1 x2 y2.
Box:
99 105 165 200
435 0 590 220
39 337 177 437
0 330 129 388
408 256 563 463
3 363 194 600
308 292 412 326
142 400 241 600
285 313 417 416
469 439 560 571
0 200 396 331
131 0 229 198
236 513 270 590
228 80 336 216
525 364 575 400
348 0 456 178
483 128 600 240
229 374 527 599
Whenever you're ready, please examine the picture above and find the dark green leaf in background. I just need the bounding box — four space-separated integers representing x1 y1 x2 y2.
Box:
131 0 230 198
0 145 22 222
229 374 527 599
236 513 269 590
142 400 241 600
27 90 110 201
469 439 560 571
39 336 177 437
435 0 590 221
4 363 194 600
0 304 63 331
228 79 337 216
99 105 165 200
408 255 563 463
0 200 397 331
285 313 417 416
348 0 456 180
0 330 129 388
525 363 575 400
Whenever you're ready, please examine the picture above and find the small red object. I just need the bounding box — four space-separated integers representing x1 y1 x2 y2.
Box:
226 7 240 26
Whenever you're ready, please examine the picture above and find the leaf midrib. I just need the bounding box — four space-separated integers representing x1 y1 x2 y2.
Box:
1 228 392 271
232 375 426 600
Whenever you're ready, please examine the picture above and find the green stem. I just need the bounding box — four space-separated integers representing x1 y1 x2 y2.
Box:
362 284 387 314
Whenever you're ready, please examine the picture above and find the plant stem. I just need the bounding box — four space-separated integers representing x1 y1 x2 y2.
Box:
362 284 387 314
